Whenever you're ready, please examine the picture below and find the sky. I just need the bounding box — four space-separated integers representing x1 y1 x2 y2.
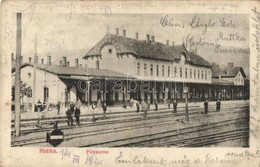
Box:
12 13 249 71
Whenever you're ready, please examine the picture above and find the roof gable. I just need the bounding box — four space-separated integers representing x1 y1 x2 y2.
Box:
83 34 211 67
212 65 247 78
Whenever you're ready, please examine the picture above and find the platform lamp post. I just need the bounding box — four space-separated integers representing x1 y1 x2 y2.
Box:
183 86 189 123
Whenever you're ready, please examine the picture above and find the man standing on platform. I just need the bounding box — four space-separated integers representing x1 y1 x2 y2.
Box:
75 107 81 126
136 101 140 113
216 99 221 112
204 99 208 114
154 99 158 111
173 100 177 113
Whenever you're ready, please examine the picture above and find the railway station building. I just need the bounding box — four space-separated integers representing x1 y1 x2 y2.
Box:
11 28 249 109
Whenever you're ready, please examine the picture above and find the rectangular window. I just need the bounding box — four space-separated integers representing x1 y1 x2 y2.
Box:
185 68 187 79
144 63 147 76
198 70 200 79
44 87 49 103
202 70 204 79
190 69 192 79
96 60 99 69
156 65 159 76
205 71 207 80
180 68 182 78
174 67 177 76
194 69 196 79
137 62 140 75
150 64 153 76
162 65 165 76
168 66 170 77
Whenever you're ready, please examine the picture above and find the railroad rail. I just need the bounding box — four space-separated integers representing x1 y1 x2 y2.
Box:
11 105 249 147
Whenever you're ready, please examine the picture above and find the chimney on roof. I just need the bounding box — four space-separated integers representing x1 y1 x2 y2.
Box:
115 28 119 35
166 40 169 45
28 57 32 63
75 58 79 67
59 60 62 66
67 61 70 67
228 63 234 68
41 59 44 64
62 56 67 66
151 35 155 42
122 29 126 37
146 34 150 42
47 56 51 65
11 53 15 60
135 32 139 40
172 41 175 46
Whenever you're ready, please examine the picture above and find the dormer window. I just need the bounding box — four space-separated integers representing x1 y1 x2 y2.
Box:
180 52 186 64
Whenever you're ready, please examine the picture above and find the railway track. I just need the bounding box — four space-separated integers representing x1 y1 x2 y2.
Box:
80 117 249 147
11 106 249 147
12 106 249 135
11 104 249 135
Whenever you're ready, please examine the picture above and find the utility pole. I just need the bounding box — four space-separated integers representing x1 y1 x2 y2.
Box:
32 33 37 112
15 13 22 136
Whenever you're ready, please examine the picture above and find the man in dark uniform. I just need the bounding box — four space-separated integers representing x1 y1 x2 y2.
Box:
204 100 209 114
65 107 71 126
136 101 140 113
57 102 60 115
36 100 42 112
154 99 158 111
173 100 177 113
102 102 107 118
69 104 74 125
74 107 81 126
216 99 221 112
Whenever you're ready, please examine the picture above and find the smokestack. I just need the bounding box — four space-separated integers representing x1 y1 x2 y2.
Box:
146 34 150 42
75 58 79 67
62 56 67 66
135 32 139 40
47 56 51 65
67 61 70 67
151 35 155 42
166 40 169 45
28 57 32 63
172 41 175 46
115 28 119 35
122 29 126 37
59 60 62 66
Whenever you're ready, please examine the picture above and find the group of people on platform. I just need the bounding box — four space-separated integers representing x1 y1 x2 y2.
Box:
65 104 81 126
63 98 222 126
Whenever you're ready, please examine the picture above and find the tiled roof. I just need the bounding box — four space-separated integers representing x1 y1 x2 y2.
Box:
83 34 212 67
12 63 135 79
212 66 247 78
